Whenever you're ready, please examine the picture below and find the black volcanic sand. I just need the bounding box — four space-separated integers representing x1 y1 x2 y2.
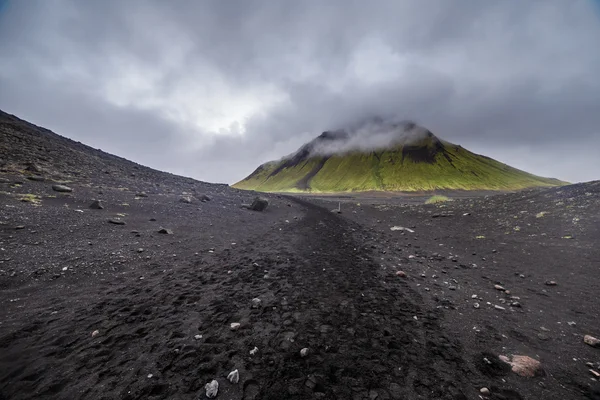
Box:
1 112 600 399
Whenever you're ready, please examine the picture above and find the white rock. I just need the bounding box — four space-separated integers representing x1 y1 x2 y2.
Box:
390 226 415 233
194 334 202 340
480 387 490 396
584 335 600 348
91 330 100 337
251 298 262 308
205 380 219 398
230 322 241 331
249 346 258 355
227 369 239 384
300 348 309 357
494 305 505 311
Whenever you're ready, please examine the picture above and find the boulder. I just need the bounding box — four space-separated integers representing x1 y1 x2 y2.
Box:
199 194 211 202
158 228 173 234
108 219 126 225
89 200 104 210
249 197 269 211
584 335 600 348
499 355 543 377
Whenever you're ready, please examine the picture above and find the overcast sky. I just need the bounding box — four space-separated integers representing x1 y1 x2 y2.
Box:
1 0 599 184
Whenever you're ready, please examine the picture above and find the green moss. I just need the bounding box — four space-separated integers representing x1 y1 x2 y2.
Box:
425 195 450 204
232 140 568 193
19 193 42 205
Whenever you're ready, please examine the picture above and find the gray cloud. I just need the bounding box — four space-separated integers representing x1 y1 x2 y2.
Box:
1 0 599 184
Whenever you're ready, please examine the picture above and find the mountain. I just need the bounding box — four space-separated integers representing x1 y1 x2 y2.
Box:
233 120 566 192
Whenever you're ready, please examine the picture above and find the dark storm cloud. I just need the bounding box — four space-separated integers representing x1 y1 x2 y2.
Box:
1 0 599 184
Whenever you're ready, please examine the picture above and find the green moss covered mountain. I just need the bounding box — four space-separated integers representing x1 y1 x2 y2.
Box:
233 122 566 193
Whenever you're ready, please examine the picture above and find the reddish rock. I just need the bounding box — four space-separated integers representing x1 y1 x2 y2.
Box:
499 355 543 377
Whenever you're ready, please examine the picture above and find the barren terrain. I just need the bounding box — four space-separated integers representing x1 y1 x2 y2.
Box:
1 111 599 399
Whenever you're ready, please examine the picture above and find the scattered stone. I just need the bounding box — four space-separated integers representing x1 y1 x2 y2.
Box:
584 335 600 348
494 284 506 291
390 226 415 233
52 184 72 193
199 194 211 202
227 369 239 384
494 305 505 311
179 196 193 204
249 346 258 355
473 303 480 309
15 225 25 230
511 302 521 308
545 280 557 286
158 228 173 234
230 322 241 331
137 248 144 253
136 192 148 197
147 374 153 379
91 330 100 337
89 200 104 209
194 334 202 340
567 321 576 327
500 355 543 377
591 369 600 378
27 175 45 182
204 380 219 398
251 298 262 308
108 219 126 225
395 270 407 278
300 348 309 357
480 387 490 396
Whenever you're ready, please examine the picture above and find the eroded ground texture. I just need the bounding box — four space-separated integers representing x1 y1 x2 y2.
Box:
1 111 599 399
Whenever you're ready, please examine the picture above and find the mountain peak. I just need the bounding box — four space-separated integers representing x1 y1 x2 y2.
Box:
233 119 565 193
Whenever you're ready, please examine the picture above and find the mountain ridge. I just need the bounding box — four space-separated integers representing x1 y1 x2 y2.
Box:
233 122 567 192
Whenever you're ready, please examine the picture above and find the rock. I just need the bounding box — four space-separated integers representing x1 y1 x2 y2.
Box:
15 225 25 230
158 228 173 234
52 184 72 193
249 197 269 211
25 163 42 173
584 335 600 348
89 200 104 209
249 346 258 355
199 194 211 202
500 355 542 377
395 271 407 278
227 369 239 384
545 280 557 286
494 305 505 311
480 387 490 396
230 322 241 331
108 219 126 225
136 192 148 197
91 330 100 337
137 248 144 253
179 196 193 204
473 302 480 309
251 298 262 308
390 226 415 233
300 348 309 357
27 175 45 182
204 380 219 398
494 284 506 291
194 334 202 340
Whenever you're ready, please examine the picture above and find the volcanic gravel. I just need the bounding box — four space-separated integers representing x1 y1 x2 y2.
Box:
1 110 599 399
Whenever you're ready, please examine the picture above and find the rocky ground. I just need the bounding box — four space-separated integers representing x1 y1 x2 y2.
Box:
1 110 599 399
